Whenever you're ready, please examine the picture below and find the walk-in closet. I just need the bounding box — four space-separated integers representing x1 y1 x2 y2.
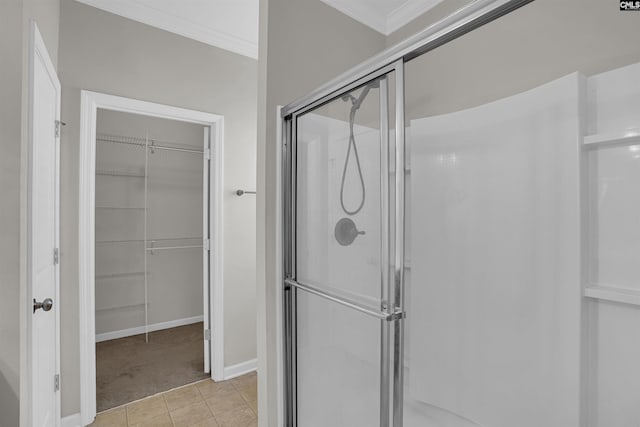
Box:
94 109 209 411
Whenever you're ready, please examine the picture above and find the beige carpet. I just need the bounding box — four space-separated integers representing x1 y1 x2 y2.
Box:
96 322 209 412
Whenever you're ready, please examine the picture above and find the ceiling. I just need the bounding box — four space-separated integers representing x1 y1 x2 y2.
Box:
319 0 446 35
75 0 443 59
75 0 259 59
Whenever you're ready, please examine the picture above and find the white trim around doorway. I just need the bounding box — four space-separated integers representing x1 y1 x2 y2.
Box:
78 90 225 426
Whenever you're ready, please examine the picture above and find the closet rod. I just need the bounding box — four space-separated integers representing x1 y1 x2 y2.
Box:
96 302 146 312
96 206 145 210
146 245 203 252
96 170 145 178
96 237 203 244
151 145 203 154
95 272 147 279
96 239 144 244
150 237 203 240
96 134 204 154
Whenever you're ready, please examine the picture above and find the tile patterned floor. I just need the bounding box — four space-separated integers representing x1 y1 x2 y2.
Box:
90 372 257 427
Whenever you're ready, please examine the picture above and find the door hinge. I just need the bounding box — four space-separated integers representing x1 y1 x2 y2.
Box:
54 374 60 392
204 329 211 340
204 146 211 160
54 120 66 138
53 248 59 265
204 239 211 251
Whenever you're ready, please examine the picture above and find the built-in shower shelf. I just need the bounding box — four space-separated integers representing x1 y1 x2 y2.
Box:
583 130 640 148
584 285 640 306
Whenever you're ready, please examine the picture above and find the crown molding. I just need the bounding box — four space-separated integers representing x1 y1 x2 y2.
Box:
75 0 258 59
319 0 388 34
386 0 445 34
320 0 445 36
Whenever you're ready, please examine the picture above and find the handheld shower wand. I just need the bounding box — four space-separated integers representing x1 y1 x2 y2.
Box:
334 80 379 246
339 82 377 216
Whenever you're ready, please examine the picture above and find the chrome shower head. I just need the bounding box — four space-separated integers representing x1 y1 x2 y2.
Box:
342 80 380 110
342 93 357 104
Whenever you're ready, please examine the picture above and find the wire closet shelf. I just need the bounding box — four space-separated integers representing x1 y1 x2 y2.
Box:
95 237 204 252
95 131 207 342
96 132 205 154
96 131 205 253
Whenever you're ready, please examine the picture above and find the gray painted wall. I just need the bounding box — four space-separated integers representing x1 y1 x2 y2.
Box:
256 0 386 424
58 0 257 417
0 1 59 425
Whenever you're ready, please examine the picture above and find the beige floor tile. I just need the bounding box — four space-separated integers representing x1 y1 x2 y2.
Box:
96 378 259 427
246 399 258 416
128 412 173 427
196 379 237 399
126 395 168 425
234 383 257 403
170 401 213 427
164 384 203 411
90 407 127 427
214 406 257 427
230 373 256 389
189 417 221 427
205 391 249 417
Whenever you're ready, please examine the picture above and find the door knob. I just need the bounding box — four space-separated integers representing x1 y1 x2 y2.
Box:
33 298 53 313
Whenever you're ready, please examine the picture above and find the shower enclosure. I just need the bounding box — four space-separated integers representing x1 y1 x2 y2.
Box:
281 0 640 426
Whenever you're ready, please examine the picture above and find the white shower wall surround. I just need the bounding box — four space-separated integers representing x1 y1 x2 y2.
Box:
407 62 640 427
409 72 582 427
584 63 640 427
95 109 205 340
293 61 640 427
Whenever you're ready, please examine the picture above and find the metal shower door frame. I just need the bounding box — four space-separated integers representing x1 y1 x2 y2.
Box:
280 2 536 426
282 60 406 427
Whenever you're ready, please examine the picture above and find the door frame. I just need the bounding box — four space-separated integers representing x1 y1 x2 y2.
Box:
78 91 224 424
25 20 62 427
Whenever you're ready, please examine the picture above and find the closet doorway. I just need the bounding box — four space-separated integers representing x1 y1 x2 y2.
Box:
78 91 224 424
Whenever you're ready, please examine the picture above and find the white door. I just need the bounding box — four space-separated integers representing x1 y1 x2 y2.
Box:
28 21 61 427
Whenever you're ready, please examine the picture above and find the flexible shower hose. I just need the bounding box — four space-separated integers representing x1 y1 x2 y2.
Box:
339 89 368 216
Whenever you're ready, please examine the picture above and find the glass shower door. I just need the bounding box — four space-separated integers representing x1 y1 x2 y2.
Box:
284 64 404 427
401 8 584 427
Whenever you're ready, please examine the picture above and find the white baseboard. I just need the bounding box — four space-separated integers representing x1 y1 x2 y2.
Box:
61 413 82 427
223 358 257 380
96 315 204 342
